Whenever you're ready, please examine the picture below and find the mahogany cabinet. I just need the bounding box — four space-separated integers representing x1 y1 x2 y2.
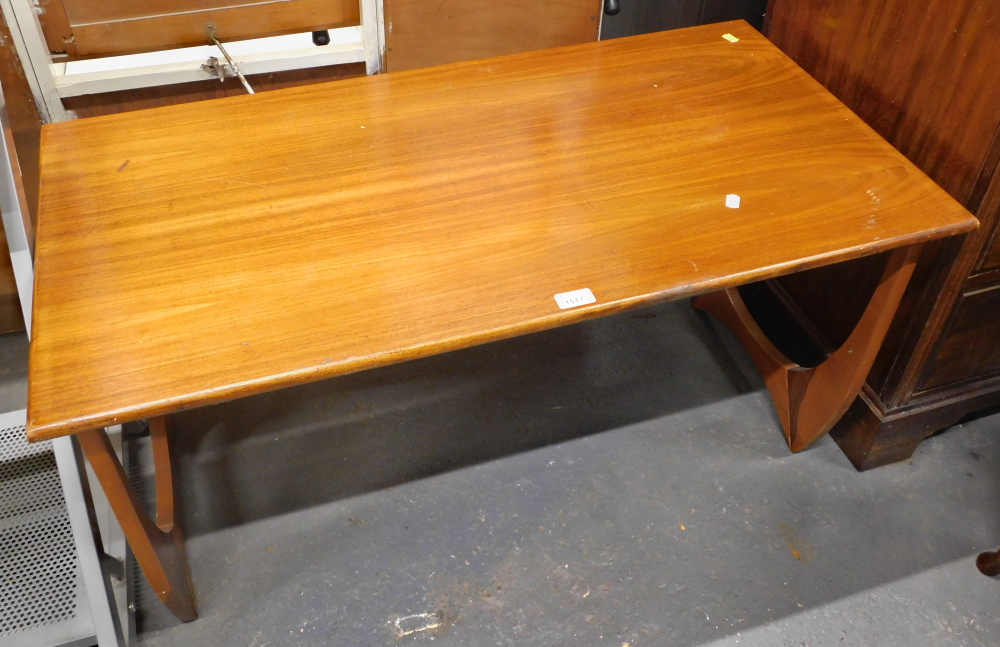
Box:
759 0 1000 468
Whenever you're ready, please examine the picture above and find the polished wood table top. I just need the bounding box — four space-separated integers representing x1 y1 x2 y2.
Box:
28 20 976 441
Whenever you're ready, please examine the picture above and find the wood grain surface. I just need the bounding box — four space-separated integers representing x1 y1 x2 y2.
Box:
766 0 1000 209
27 21 977 441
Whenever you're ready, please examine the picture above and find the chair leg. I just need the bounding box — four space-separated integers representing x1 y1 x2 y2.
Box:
977 550 1000 577
77 418 198 622
693 244 921 452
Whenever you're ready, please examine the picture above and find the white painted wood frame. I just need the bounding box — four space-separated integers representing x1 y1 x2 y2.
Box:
0 0 385 122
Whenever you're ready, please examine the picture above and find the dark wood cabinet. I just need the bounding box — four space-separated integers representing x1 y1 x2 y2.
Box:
760 0 1000 468
922 285 1000 390
982 228 1000 271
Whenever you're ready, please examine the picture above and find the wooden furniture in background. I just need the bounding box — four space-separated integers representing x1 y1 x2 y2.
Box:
0 7 39 334
61 63 367 119
758 0 1000 469
39 0 360 58
600 0 767 39
3 0 384 125
978 549 1000 577
0 234 23 334
383 0 601 72
27 22 976 620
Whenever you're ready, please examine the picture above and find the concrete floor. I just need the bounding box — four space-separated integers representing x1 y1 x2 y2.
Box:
1 301 998 646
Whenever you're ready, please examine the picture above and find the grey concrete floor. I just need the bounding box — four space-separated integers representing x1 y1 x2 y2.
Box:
3 300 999 646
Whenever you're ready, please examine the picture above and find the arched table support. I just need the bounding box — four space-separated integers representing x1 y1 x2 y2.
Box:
693 245 921 452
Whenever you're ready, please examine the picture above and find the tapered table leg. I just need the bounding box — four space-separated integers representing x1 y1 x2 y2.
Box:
694 245 921 452
77 416 197 622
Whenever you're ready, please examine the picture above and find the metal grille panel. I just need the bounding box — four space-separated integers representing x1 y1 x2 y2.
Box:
0 422 80 636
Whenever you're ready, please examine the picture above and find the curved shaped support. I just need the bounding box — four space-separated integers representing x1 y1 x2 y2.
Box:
77 418 198 622
693 245 921 453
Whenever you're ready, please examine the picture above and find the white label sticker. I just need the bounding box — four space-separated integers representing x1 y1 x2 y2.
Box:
722 33 740 43
554 288 597 310
725 194 741 209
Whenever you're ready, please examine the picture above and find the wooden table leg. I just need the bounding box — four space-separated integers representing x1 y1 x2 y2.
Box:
77 416 198 622
978 549 1000 576
693 245 921 453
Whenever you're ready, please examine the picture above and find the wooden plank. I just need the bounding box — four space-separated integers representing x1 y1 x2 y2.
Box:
61 63 365 118
0 235 24 335
52 29 367 98
64 0 331 23
27 22 977 440
0 294 22 334
384 0 600 72
61 0 360 57
0 234 14 295
36 0 78 57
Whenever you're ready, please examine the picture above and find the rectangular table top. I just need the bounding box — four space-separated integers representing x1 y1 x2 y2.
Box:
27 21 977 441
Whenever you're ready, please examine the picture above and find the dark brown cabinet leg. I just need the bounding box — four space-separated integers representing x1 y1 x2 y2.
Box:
829 384 1000 470
77 418 197 622
829 395 944 470
694 245 920 453
977 550 1000 576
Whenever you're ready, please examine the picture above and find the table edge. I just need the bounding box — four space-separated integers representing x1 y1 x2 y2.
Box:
26 220 977 442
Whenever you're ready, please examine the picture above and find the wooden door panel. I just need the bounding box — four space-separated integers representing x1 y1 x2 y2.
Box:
0 234 24 334
0 235 17 299
40 0 359 58
64 0 314 23
384 0 601 72
980 224 1000 271
919 284 1000 391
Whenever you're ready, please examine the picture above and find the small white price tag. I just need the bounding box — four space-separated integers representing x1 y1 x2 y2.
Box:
725 194 741 208
554 288 597 310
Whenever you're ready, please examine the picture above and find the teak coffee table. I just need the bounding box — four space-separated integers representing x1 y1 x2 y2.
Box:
28 21 977 621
